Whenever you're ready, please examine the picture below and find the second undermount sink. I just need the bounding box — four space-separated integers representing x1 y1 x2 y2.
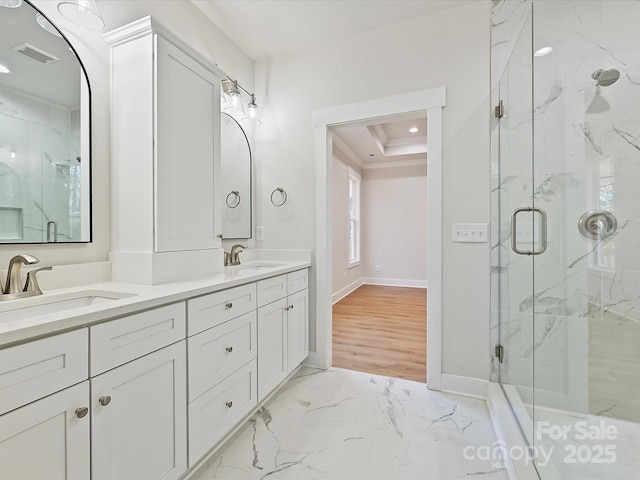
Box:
0 290 137 323
231 262 286 276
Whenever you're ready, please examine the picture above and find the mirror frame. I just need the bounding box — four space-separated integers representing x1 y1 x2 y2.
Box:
0 0 92 244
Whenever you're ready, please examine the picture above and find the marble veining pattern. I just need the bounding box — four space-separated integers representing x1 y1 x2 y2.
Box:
192 368 508 480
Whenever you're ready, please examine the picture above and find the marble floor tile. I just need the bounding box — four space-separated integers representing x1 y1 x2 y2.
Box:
191 367 509 480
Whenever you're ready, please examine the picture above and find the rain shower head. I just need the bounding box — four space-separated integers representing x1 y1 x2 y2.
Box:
591 68 620 87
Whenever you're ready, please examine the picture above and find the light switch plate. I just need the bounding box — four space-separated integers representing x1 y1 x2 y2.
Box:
452 223 488 243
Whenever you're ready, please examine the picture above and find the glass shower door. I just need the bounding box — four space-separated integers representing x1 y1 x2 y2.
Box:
531 1 640 477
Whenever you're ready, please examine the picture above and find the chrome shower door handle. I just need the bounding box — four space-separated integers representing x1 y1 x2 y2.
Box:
511 207 533 255
510 207 548 256
532 208 547 255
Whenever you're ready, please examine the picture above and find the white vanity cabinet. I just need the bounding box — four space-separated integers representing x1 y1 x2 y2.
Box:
0 381 90 480
89 303 187 480
91 341 187 480
257 269 309 401
105 17 225 284
0 265 310 479
0 329 90 480
186 285 258 466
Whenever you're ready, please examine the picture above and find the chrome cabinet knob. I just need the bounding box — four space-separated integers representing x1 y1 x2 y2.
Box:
284 306 290 311
290 305 294 310
99 395 112 407
226 346 233 353
75 407 89 418
225 401 233 408
225 302 233 309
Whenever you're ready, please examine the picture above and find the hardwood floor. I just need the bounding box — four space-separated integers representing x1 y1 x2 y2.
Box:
332 284 427 383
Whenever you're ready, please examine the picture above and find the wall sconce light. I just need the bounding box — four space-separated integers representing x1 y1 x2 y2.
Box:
221 77 260 124
57 0 104 30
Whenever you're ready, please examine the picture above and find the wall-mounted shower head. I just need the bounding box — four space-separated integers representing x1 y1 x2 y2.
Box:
591 68 620 87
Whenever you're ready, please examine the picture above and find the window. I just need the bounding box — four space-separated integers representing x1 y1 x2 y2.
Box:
594 155 615 269
348 168 361 266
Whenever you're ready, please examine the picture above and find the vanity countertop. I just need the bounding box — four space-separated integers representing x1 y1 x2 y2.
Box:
0 260 311 349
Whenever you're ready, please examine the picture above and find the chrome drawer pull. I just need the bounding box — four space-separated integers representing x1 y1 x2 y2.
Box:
225 401 233 408
225 302 233 309
226 346 233 353
99 395 112 407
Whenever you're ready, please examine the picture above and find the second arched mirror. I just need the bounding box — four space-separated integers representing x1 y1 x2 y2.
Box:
221 112 252 239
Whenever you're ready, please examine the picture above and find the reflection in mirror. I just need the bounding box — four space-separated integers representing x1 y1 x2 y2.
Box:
0 0 91 243
221 112 252 239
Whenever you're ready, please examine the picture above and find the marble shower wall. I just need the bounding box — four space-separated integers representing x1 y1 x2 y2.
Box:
492 0 640 421
533 0 640 420
0 86 81 242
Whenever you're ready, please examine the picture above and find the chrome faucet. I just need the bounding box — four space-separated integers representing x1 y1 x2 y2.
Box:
0 254 52 301
224 244 248 266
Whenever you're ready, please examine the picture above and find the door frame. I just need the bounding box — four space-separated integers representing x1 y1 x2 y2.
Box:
312 87 446 389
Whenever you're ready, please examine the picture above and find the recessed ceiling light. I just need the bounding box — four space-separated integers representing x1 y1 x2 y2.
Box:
0 64 9 74
409 127 419 133
534 46 553 57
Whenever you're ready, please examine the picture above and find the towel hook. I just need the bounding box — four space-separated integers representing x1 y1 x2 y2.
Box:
270 187 287 207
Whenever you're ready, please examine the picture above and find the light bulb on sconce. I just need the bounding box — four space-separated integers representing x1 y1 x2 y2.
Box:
57 0 104 30
243 94 261 125
10 148 16 159
0 0 22 8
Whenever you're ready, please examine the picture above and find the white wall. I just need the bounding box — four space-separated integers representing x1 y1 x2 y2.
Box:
0 1 254 268
255 1 491 380
361 165 427 287
331 154 363 302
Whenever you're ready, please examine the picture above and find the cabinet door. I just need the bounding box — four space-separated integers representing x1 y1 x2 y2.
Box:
188 360 257 465
155 36 221 252
0 381 90 480
287 289 309 373
91 341 187 480
257 298 288 402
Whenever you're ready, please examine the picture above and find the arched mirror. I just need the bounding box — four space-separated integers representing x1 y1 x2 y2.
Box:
0 0 91 243
221 112 252 239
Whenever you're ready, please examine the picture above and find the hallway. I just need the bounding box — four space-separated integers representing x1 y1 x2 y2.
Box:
332 285 427 382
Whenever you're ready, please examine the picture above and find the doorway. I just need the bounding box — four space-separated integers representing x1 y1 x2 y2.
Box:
329 114 428 382
313 87 446 389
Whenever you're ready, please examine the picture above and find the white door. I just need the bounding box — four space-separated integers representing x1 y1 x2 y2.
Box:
257 298 288 401
287 289 309 373
91 341 187 480
155 36 221 252
0 382 90 480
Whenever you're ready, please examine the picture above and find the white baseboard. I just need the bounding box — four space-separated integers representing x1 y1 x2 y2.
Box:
440 373 488 399
363 277 427 289
332 279 364 304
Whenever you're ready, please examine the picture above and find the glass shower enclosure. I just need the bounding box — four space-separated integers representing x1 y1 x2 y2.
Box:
492 0 640 477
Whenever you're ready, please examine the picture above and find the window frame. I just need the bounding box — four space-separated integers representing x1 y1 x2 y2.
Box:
347 167 361 268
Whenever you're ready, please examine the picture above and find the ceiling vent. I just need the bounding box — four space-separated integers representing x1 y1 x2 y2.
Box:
12 43 59 64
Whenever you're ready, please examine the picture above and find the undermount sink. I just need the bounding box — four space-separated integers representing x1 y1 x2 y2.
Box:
228 262 286 276
0 290 137 322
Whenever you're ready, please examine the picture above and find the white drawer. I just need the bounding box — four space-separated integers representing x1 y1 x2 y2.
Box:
90 302 186 376
287 269 308 295
257 274 287 307
0 329 88 416
188 360 257 466
187 311 256 401
188 283 257 336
